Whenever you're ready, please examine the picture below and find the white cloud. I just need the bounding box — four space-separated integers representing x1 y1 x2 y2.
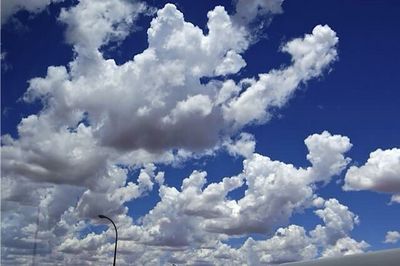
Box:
1 1 350 264
0 164 161 265
321 237 369 258
1 132 361 265
75 163 162 219
309 199 369 259
305 131 352 183
58 232 108 254
205 132 351 236
95 132 355 263
225 132 256 158
215 49 247 76
344 148 400 197
1 121 111 189
19 3 250 154
243 225 317 264
310 199 360 246
215 79 241 105
239 198 366 264
3 2 339 189
59 0 148 57
232 197 368 264
1 0 62 25
222 25 338 129
128 131 351 246
384 231 400 244
390 194 400 204
233 0 284 29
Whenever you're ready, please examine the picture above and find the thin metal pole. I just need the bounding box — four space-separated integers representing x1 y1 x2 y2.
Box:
98 215 118 266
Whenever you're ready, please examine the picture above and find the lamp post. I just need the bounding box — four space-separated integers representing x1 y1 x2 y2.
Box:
98 215 118 266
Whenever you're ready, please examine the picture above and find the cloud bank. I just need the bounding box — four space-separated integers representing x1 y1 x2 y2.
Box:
1 0 385 265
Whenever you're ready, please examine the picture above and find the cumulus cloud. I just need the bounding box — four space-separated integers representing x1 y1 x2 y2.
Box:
222 25 338 129
1 163 161 265
310 199 360 246
58 0 148 57
207 132 350 235
224 132 256 158
124 131 352 251
20 3 249 154
2 2 339 190
1 122 111 189
2 131 360 264
344 148 400 200
1 0 349 264
321 237 369 258
305 131 352 183
384 231 400 244
75 164 163 219
238 198 367 265
242 225 317 264
237 198 367 264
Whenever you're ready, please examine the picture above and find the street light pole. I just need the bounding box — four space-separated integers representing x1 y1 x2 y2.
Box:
98 215 118 266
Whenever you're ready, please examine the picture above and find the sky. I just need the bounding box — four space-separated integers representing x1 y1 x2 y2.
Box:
1 0 400 265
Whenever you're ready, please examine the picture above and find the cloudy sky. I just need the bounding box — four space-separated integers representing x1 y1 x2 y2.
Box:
1 0 399 265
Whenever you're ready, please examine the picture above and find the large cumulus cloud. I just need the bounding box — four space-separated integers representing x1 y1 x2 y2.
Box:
1 0 365 265
2 4 339 190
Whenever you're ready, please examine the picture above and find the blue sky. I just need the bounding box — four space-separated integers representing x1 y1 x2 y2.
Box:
1 0 400 265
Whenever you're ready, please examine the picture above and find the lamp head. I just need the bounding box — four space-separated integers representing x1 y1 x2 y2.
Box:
98 214 106 219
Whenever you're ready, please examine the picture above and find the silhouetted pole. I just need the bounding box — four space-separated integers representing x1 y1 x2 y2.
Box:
98 215 118 266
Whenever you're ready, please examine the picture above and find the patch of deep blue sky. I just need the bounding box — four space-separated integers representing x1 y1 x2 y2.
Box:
2 0 399 250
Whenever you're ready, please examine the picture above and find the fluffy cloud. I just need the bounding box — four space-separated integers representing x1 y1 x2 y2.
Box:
310 198 362 249
1 132 363 265
224 132 256 158
59 0 148 56
235 198 367 264
1 0 351 264
1 123 112 189
20 3 249 154
384 231 400 244
75 164 163 219
242 225 317 264
206 132 351 236
305 131 352 183
0 163 161 265
222 25 338 129
238 198 367 265
122 131 352 253
321 237 369 258
2 1 339 190
344 148 400 200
